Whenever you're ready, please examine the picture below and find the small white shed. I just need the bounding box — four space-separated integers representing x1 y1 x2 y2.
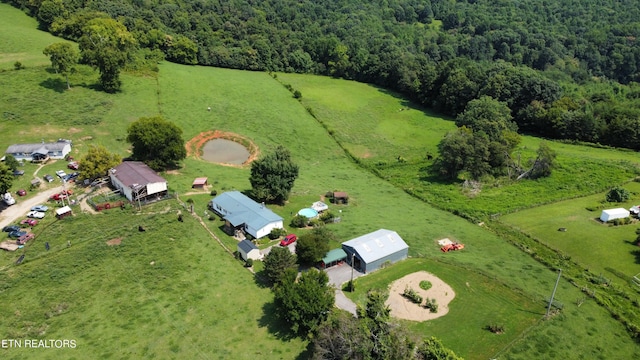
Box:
237 240 262 261
600 208 630 222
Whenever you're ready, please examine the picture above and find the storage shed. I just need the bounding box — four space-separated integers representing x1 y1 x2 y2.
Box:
320 248 347 269
55 205 72 219
237 239 262 261
192 177 208 188
600 208 630 222
341 229 409 273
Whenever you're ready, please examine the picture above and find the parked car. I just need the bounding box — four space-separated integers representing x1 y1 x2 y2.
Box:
20 219 38 227
51 194 66 201
3 225 20 233
17 232 34 245
12 170 25 176
280 234 298 247
31 205 49 212
68 161 79 170
62 172 79 182
2 193 15 206
8 230 27 238
27 211 46 219
55 170 67 178
43 174 54 182
16 189 26 196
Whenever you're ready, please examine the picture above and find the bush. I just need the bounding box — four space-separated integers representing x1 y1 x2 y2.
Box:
14 61 24 70
402 286 423 304
268 227 287 240
424 298 438 313
319 211 335 224
486 323 505 334
343 280 355 292
606 186 631 202
245 258 253 267
290 214 308 228
210 189 218 196
419 280 432 291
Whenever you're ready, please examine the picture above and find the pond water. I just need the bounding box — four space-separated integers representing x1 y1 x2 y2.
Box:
201 139 250 165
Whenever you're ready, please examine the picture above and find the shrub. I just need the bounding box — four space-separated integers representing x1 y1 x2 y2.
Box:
14 61 24 70
402 286 423 304
343 280 355 292
606 186 631 202
424 298 438 313
293 90 302 99
319 211 335 224
486 323 505 334
210 189 218 196
419 280 432 291
245 258 253 267
268 227 286 240
290 214 308 228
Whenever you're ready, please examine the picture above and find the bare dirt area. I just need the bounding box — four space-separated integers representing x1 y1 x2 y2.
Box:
385 271 455 322
185 130 259 167
106 238 122 246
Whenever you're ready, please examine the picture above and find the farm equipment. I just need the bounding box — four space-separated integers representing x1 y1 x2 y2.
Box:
441 242 465 252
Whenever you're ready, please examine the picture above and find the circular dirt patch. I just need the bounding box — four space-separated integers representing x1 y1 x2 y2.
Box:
185 130 259 167
386 271 455 321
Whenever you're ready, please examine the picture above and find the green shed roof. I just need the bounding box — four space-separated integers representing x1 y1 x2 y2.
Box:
322 248 347 264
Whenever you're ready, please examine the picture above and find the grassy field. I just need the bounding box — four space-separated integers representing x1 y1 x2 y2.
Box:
500 181 640 279
1 3 640 359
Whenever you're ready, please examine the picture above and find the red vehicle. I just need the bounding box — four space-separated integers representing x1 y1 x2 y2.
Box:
16 189 26 196
17 232 34 245
280 234 297 247
20 219 38 227
50 193 69 201
68 161 79 170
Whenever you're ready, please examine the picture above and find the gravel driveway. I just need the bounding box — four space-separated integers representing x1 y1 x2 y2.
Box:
0 186 63 229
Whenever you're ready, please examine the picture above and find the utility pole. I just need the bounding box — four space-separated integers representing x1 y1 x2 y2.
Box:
546 269 562 318
60 178 67 207
349 252 355 291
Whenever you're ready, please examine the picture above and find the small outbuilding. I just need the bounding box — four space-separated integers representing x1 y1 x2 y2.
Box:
311 201 329 213
55 205 72 219
192 177 208 188
332 191 349 204
600 208 630 222
320 248 347 269
237 239 262 261
342 229 409 273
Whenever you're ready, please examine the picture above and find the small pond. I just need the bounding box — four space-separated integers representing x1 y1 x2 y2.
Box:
201 139 250 165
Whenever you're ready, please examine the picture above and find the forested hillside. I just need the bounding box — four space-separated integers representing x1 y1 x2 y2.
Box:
5 0 640 149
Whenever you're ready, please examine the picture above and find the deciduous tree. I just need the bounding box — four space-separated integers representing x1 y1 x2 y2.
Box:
250 145 299 204
78 145 122 181
43 42 79 89
79 18 136 92
606 186 631 203
126 116 186 171
273 268 334 336
3 155 20 172
295 226 332 265
0 163 13 194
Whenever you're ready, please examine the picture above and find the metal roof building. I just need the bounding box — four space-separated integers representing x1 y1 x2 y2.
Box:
5 140 72 161
342 229 409 273
109 162 167 201
209 191 284 239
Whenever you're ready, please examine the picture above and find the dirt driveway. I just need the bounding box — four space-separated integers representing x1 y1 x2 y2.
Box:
0 186 63 229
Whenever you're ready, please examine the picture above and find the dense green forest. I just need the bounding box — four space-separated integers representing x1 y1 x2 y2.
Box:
5 0 640 149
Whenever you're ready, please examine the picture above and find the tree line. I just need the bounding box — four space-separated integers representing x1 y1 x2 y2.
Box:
7 0 640 150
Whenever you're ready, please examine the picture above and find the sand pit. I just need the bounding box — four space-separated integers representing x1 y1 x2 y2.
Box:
386 271 455 321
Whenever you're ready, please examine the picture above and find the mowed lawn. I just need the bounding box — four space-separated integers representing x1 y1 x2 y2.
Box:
500 181 640 279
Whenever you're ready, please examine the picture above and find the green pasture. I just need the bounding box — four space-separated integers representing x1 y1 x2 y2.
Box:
1 6 639 359
347 258 639 360
500 181 640 279
0 4 75 69
0 201 307 359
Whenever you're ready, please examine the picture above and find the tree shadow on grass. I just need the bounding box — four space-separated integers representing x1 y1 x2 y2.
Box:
39 77 67 93
631 248 640 264
258 301 298 341
252 270 271 289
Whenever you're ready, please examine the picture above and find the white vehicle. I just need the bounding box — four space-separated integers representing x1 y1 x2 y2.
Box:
56 170 67 178
2 192 15 206
27 211 46 219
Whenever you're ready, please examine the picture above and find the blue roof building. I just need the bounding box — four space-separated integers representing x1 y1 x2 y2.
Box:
209 191 284 239
342 229 409 273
